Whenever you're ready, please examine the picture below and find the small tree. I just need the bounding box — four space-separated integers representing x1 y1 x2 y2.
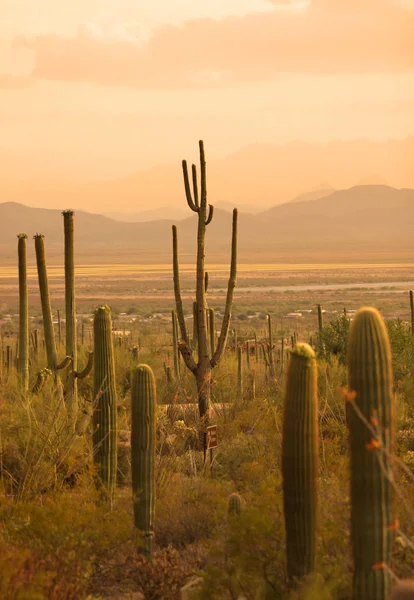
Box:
172 140 237 431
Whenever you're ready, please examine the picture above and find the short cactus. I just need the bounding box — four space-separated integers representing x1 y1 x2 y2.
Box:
347 307 395 600
93 305 118 507
131 364 156 556
282 342 318 581
227 492 243 516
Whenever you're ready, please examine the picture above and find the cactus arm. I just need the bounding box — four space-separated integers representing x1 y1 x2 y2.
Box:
172 225 196 373
57 355 72 370
199 140 207 206
205 204 214 225
211 208 238 368
172 225 189 345
182 161 199 212
204 271 209 293
191 164 199 208
75 351 94 379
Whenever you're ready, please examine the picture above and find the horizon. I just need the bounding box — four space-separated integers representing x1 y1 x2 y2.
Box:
1 1 414 212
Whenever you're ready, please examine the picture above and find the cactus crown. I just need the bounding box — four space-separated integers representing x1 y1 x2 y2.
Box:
62 209 74 216
17 233 28 239
94 304 111 315
33 233 45 239
291 342 316 359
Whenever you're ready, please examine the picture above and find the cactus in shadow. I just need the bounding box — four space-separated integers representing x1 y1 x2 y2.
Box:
34 234 59 376
62 209 78 417
208 307 215 359
131 364 156 557
410 290 414 336
171 309 180 378
93 305 117 507
236 345 243 399
172 141 237 432
346 307 395 600
17 234 29 391
282 342 319 582
227 492 243 517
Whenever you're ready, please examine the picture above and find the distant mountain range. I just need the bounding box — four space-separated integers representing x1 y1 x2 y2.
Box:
0 185 412 264
1 138 413 214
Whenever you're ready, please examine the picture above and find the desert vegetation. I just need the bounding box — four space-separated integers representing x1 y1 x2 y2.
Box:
0 142 413 600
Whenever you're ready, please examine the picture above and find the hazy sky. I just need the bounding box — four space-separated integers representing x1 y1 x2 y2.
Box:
1 0 414 195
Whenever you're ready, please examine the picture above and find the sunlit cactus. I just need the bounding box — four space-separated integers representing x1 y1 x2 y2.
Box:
93 305 117 507
347 307 395 600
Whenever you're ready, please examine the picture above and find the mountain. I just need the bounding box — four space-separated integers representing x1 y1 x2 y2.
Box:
288 187 335 204
104 206 188 222
1 138 413 213
0 185 412 264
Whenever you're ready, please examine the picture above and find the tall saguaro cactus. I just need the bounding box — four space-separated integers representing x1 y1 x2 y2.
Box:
93 306 117 507
34 234 58 376
17 234 29 391
62 210 78 416
172 140 238 423
347 307 395 600
282 343 319 582
131 364 156 556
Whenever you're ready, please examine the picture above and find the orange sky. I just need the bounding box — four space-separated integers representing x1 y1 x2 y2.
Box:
1 0 413 208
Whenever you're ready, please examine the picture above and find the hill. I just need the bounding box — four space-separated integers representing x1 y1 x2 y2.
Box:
0 185 412 264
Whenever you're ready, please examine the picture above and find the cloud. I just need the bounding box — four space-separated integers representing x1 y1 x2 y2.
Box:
9 1 414 88
0 74 33 89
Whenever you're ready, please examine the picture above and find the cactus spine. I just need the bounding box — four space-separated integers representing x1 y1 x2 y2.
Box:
347 307 395 600
17 234 29 391
131 364 156 556
282 342 318 581
172 141 238 428
34 234 59 376
93 306 117 506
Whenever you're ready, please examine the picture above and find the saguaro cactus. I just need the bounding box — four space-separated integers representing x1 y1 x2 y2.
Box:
347 307 395 600
410 290 414 336
171 310 180 379
172 141 238 425
227 492 243 517
34 234 59 376
93 306 117 506
63 210 78 416
17 234 29 391
131 364 156 556
282 343 318 581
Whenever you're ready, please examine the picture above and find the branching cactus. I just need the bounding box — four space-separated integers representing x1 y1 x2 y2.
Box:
346 307 395 600
17 234 29 391
282 342 319 582
93 305 117 507
131 364 156 557
172 140 238 429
